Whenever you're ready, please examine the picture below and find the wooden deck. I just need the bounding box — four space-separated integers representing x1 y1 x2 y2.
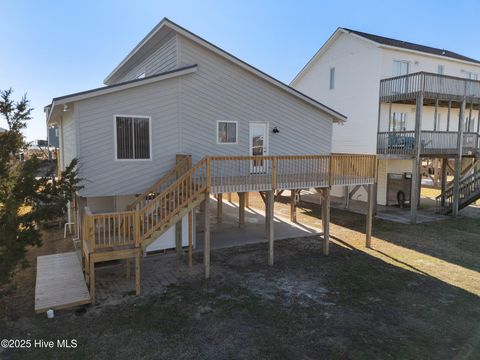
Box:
35 252 91 313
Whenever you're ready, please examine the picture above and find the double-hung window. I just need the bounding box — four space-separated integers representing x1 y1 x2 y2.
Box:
217 121 237 144
115 115 151 160
392 60 409 77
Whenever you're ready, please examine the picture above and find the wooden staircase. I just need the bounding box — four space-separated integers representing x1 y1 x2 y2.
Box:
138 157 208 249
436 167 480 214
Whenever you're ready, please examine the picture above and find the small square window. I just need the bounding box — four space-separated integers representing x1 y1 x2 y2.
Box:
217 121 237 144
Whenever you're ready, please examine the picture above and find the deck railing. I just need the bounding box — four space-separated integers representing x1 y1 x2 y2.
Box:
139 158 208 241
82 154 376 251
330 154 377 185
377 131 416 155
380 72 480 102
126 156 191 211
436 168 480 211
377 131 479 155
82 207 138 251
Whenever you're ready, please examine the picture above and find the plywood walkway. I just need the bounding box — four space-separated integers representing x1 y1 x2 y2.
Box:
35 252 91 313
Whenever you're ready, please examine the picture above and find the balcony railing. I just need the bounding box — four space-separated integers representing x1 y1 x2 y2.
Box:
377 131 479 156
380 72 480 103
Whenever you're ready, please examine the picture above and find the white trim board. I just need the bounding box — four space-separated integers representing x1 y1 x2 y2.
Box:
47 66 197 125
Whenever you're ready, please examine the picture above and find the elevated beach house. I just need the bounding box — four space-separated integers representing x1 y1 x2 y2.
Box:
44 19 375 306
292 28 480 223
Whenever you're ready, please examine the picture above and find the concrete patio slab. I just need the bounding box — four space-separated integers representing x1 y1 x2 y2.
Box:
195 197 322 250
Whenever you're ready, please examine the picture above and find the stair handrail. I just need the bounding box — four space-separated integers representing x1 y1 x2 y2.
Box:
138 157 208 242
126 156 192 211
436 167 480 209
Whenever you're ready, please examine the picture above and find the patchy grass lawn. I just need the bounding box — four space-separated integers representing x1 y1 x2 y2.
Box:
1 194 479 359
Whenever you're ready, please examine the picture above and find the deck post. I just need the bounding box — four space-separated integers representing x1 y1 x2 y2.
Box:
227 193 232 202
89 260 95 303
366 184 374 248
216 193 223 223
388 102 392 131
468 102 473 132
203 194 211 279
245 192 250 208
198 200 205 228
290 189 297 222
373 158 379 216
453 98 466 217
477 108 480 135
135 251 141 296
410 93 424 224
126 259 131 280
447 100 451 131
87 214 95 301
343 186 350 209
175 221 183 256
188 210 193 267
238 192 246 227
266 190 274 265
440 158 447 207
321 188 330 255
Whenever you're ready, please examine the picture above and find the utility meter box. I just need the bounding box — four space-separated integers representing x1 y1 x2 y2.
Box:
387 172 412 207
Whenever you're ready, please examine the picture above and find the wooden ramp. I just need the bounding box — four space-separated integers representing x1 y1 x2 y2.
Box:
35 252 91 313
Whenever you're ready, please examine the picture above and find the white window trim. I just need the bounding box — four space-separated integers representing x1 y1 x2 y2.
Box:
216 120 238 145
113 114 153 161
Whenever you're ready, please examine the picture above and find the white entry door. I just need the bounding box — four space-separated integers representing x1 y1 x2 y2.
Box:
249 123 268 173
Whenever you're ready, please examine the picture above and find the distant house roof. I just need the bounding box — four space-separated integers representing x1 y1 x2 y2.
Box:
0 127 7 133
342 28 480 65
291 27 480 86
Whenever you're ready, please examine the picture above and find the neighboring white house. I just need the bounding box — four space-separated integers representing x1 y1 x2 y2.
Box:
46 18 346 250
291 28 480 222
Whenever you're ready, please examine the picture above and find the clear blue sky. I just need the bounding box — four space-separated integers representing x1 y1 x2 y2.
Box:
2 0 480 141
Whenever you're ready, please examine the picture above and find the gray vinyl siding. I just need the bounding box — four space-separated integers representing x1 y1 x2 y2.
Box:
108 34 178 85
75 78 180 197
177 35 333 164
73 32 334 198
60 110 76 170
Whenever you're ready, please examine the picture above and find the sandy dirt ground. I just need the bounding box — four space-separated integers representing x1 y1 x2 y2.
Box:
1 193 479 359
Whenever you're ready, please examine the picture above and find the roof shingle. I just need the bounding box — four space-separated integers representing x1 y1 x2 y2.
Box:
342 28 480 64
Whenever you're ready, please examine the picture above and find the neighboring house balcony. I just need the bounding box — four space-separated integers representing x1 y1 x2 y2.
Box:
377 72 480 158
377 130 479 157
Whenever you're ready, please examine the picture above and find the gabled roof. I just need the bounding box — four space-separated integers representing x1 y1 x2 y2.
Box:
291 27 480 86
104 18 346 122
46 65 198 124
343 28 480 65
